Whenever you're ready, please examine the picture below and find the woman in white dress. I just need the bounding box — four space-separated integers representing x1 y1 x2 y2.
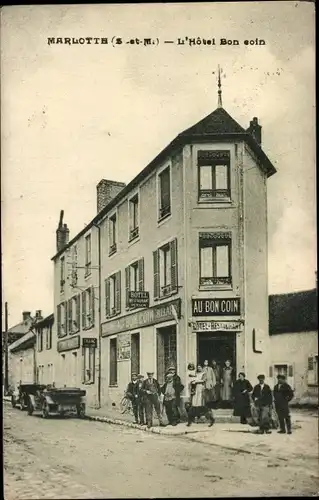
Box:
187 365 215 427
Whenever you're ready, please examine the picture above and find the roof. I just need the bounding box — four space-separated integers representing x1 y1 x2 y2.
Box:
9 330 36 353
269 289 318 334
52 106 277 261
34 313 54 329
7 318 34 335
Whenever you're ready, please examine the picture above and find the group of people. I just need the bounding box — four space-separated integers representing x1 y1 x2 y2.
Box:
125 362 294 435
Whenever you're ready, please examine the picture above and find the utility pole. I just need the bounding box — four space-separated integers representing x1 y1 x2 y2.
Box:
4 302 9 394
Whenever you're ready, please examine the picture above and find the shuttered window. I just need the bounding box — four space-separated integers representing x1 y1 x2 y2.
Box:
82 291 87 329
82 347 95 384
105 272 121 318
158 167 171 220
153 238 178 300
109 338 118 386
125 259 145 309
307 355 318 386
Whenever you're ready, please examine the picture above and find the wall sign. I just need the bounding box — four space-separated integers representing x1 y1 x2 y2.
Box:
128 291 149 309
57 335 80 352
82 337 97 348
101 298 181 337
192 298 240 316
117 333 131 361
193 321 242 332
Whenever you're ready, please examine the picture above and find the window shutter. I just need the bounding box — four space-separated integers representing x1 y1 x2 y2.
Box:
307 356 315 385
170 238 178 293
68 299 73 333
288 365 293 377
76 295 80 331
125 266 130 309
82 291 86 329
115 271 121 314
105 279 110 317
57 305 61 337
153 249 160 300
138 258 144 291
269 365 273 378
64 301 68 335
90 286 95 327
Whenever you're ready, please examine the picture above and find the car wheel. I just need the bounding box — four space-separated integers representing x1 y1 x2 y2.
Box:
42 402 49 419
77 406 85 418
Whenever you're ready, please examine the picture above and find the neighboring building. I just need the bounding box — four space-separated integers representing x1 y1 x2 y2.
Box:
51 90 277 409
35 313 55 386
8 330 36 390
269 288 318 405
3 311 38 391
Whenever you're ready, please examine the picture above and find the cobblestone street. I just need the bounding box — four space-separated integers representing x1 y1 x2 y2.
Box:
3 402 318 498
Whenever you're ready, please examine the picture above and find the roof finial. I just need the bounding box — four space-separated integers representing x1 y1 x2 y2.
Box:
217 65 223 108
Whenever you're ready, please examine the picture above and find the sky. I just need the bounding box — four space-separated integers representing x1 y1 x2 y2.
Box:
1 2 316 328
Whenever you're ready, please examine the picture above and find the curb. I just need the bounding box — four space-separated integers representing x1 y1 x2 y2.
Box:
85 414 193 435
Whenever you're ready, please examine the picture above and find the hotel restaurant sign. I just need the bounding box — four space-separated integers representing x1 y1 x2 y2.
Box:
192 298 241 316
101 298 181 337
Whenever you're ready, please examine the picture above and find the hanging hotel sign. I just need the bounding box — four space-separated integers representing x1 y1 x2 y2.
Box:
82 338 98 348
192 298 241 316
101 298 181 337
193 321 242 332
117 333 131 361
128 291 150 309
57 335 80 352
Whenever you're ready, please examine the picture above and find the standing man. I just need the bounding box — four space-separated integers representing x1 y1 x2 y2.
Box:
274 374 294 434
252 374 273 434
133 374 146 425
126 373 139 424
142 371 166 428
161 368 184 426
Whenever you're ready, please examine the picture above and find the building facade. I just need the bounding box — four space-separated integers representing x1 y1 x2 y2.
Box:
269 289 318 405
8 331 36 390
51 103 277 409
35 313 55 386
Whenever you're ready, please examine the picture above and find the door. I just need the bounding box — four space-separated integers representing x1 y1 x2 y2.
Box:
131 333 140 376
72 352 78 387
156 325 177 384
197 332 236 372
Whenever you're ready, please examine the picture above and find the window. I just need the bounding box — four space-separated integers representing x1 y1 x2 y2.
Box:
307 355 318 386
198 150 231 202
46 325 52 350
85 235 91 277
109 213 117 255
71 245 78 287
158 167 171 221
57 302 67 337
60 257 65 293
82 287 95 330
199 232 232 288
125 259 144 309
153 239 178 299
105 271 121 318
129 194 139 241
82 347 95 384
37 329 43 352
68 295 81 334
109 338 118 386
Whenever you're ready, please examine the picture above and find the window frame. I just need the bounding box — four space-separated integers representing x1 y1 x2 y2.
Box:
157 165 172 223
197 150 231 203
105 271 121 318
153 238 178 300
85 234 92 278
37 328 43 352
125 259 145 310
198 232 232 290
46 324 52 350
109 211 117 256
60 256 65 293
128 192 140 242
82 346 96 385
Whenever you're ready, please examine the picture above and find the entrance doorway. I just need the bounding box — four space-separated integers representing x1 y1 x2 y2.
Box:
131 333 140 377
156 325 177 385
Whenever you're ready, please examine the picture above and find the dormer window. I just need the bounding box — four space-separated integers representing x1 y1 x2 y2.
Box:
198 150 231 202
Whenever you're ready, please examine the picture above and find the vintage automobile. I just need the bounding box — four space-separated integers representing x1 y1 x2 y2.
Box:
11 383 46 411
27 386 86 418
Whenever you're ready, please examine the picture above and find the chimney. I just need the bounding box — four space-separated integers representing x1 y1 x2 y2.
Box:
56 210 69 252
97 179 126 213
35 310 43 321
22 311 31 322
247 117 262 146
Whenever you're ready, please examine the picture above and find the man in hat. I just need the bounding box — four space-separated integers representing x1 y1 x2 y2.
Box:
126 373 139 424
273 374 294 434
252 374 273 434
141 371 165 428
133 374 146 425
161 367 184 426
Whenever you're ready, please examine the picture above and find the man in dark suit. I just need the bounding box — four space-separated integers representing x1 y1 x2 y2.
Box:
274 374 294 434
252 374 273 434
141 371 165 428
161 367 184 426
133 374 146 425
126 373 139 424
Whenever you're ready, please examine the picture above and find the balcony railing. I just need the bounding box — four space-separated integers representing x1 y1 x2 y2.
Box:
199 189 230 201
109 243 117 256
200 276 232 287
129 226 139 241
159 204 171 220
161 284 172 296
